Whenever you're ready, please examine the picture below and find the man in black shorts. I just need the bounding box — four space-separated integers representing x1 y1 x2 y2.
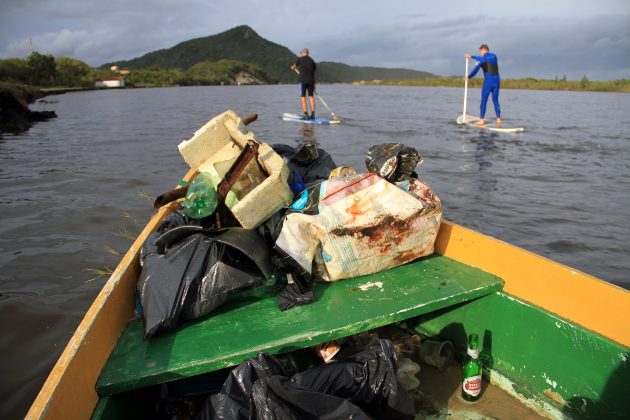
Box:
291 48 316 119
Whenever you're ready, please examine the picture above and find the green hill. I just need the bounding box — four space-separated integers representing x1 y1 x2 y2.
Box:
103 26 434 83
104 26 295 83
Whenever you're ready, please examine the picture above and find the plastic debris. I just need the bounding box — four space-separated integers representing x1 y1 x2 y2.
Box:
181 172 218 219
204 339 415 420
365 143 423 182
397 358 421 391
137 211 273 339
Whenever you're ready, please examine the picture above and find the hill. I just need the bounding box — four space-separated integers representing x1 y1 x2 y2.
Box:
104 26 296 83
103 26 434 83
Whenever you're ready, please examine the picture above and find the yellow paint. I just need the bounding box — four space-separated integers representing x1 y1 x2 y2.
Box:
435 220 630 347
26 170 196 419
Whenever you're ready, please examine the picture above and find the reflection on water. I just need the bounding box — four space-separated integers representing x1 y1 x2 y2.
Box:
471 132 498 195
1 85 629 418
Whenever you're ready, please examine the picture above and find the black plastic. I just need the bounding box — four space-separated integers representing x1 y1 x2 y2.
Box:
202 339 414 420
137 212 273 339
365 143 423 182
273 142 337 193
276 283 315 311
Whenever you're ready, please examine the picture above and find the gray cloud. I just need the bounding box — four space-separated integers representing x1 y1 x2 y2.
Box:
307 14 630 80
0 0 628 80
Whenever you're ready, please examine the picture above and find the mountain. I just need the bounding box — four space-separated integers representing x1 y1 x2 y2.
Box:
103 26 434 83
104 26 295 83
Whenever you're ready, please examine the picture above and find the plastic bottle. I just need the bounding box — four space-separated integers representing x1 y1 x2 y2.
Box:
181 172 218 219
397 358 421 390
462 333 482 401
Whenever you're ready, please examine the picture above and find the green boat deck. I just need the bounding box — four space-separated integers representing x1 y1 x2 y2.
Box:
96 254 503 396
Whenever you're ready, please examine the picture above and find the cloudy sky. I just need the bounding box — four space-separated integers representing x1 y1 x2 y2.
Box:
1 0 628 80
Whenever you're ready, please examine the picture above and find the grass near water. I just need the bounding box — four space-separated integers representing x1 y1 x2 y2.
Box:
365 77 630 93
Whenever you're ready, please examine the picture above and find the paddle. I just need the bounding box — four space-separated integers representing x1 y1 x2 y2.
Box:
457 58 480 125
463 58 469 123
315 93 339 121
292 68 339 120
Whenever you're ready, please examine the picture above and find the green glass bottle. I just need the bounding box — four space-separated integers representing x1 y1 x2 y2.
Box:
462 333 482 401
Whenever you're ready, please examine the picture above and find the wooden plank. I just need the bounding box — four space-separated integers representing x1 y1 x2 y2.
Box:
96 255 503 395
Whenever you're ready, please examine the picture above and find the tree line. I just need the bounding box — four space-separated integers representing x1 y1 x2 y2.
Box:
2 52 627 92
374 76 630 92
0 52 271 89
0 52 97 87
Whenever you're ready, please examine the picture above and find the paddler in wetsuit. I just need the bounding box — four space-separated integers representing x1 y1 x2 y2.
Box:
465 44 501 127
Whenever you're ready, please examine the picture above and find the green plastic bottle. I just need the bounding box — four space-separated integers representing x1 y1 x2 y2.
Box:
462 333 482 401
181 172 218 219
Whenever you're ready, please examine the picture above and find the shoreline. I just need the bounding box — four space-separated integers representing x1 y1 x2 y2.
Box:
0 83 58 134
359 77 630 93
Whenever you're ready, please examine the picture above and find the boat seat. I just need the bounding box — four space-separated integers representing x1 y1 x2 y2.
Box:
96 254 503 396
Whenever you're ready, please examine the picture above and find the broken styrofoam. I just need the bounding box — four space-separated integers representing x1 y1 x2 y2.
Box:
177 110 293 229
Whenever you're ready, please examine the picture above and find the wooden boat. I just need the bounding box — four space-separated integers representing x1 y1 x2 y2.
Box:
27 162 630 419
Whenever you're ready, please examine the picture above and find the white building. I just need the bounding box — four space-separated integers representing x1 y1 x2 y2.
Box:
95 76 125 88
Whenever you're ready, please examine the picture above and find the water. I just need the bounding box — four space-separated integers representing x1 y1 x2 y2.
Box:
1 85 629 417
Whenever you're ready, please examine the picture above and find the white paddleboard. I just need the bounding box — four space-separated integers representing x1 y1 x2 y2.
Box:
457 114 524 133
282 113 341 125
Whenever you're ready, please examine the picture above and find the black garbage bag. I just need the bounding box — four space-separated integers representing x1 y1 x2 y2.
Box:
276 283 315 311
365 143 423 182
257 210 286 246
292 338 414 419
138 226 273 339
273 142 337 192
205 352 289 420
201 339 414 420
250 376 370 420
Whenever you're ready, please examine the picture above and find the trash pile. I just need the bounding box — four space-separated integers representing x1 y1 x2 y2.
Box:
137 110 442 339
205 338 415 420
153 325 457 419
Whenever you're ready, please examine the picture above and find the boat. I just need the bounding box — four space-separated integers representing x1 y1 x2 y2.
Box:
27 114 629 419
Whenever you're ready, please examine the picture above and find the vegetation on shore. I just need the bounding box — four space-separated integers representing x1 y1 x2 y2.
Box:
370 76 630 93
0 81 57 133
125 60 269 87
0 52 267 89
0 52 102 88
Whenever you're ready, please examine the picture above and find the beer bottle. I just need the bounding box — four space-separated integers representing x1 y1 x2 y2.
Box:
462 333 482 401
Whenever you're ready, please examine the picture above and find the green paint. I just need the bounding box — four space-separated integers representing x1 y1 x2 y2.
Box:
96 255 503 395
414 292 630 419
91 396 127 420
91 388 161 420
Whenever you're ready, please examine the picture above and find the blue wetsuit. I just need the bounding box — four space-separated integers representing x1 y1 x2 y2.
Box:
468 52 500 119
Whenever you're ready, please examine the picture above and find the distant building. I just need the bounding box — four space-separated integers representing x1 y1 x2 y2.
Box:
95 76 125 88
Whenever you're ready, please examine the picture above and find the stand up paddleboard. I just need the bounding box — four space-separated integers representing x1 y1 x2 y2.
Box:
457 115 524 133
282 113 341 125
457 58 524 133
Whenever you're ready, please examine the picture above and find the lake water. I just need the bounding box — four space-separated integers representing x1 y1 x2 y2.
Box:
1 85 629 417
